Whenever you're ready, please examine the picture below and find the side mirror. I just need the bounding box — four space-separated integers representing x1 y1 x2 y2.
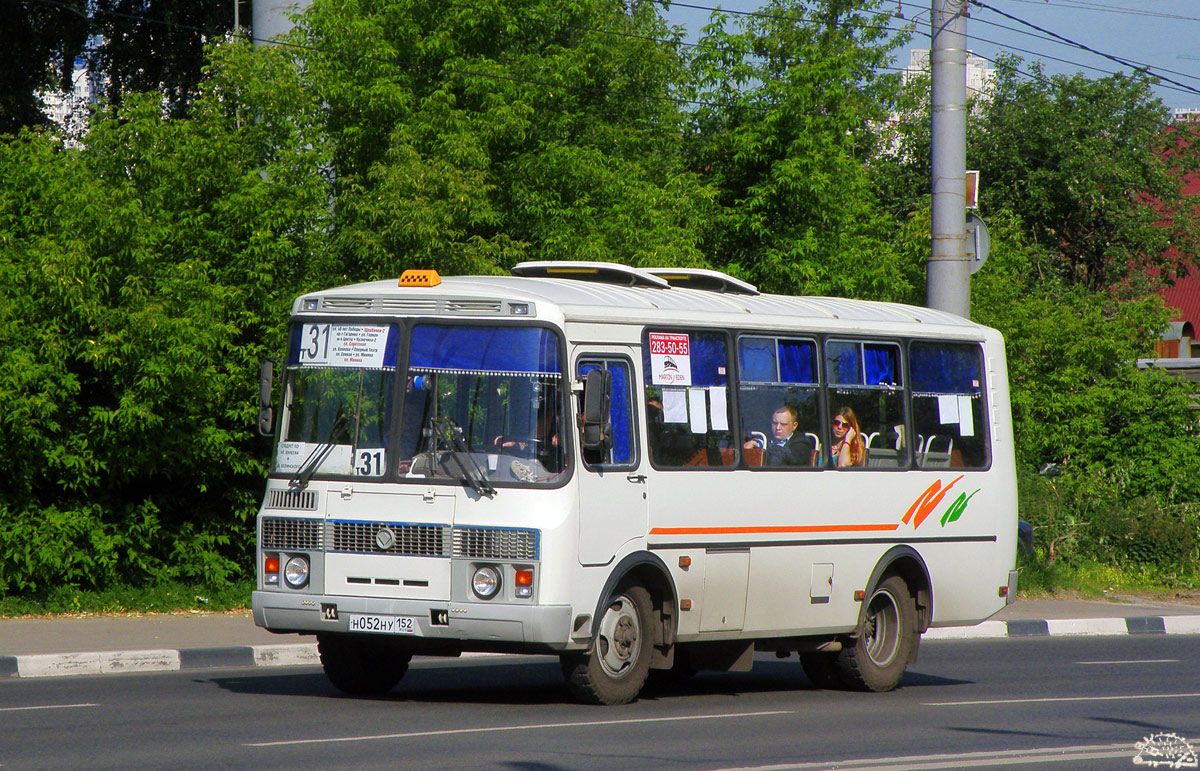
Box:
580 368 612 452
257 358 275 437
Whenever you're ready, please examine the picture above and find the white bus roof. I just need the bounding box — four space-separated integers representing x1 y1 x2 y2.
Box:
296 263 989 338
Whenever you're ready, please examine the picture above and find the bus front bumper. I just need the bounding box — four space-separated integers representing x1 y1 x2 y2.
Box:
252 591 574 649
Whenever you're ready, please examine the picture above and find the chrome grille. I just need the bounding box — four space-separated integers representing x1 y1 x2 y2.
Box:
322 297 373 310
379 298 438 312
446 299 503 314
453 527 538 560
261 517 324 550
265 489 318 511
331 521 449 556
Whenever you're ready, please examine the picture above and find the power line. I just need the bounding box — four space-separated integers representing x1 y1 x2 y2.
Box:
998 0 1200 24
970 0 1200 98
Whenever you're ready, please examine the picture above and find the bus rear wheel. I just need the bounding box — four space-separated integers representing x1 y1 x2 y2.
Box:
835 575 915 692
317 633 411 696
561 585 653 705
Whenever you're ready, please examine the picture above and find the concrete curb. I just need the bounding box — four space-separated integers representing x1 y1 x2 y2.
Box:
923 614 1200 640
4 615 1200 679
0 643 319 679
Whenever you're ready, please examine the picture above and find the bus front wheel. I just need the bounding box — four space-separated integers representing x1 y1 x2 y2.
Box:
561 585 653 705
835 575 915 692
317 633 411 696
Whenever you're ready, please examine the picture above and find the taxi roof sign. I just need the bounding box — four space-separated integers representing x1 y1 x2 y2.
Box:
399 269 441 287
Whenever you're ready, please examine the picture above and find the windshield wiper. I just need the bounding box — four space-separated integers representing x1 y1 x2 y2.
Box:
290 413 350 490
431 415 496 497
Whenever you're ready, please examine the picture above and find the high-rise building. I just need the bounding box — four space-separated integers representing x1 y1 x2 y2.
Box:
39 58 94 145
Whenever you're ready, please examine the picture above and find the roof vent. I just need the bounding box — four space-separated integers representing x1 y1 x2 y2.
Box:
510 261 670 289
643 268 759 295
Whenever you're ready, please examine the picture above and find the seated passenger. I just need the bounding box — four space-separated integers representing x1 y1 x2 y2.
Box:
744 405 813 466
831 406 865 467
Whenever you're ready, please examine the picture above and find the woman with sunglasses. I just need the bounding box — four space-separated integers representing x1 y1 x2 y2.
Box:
831 406 865 467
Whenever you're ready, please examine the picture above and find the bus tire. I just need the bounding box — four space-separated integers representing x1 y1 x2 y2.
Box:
799 651 840 689
835 575 915 692
317 633 411 696
561 585 653 705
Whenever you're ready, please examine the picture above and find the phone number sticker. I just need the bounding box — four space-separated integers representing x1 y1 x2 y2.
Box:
649 333 692 385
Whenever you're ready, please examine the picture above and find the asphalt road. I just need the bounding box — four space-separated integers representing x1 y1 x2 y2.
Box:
2 635 1197 770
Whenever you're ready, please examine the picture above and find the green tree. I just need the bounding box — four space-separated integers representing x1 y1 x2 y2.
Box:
0 38 328 594
87 0 237 119
970 57 1200 293
682 0 915 300
0 0 89 134
294 0 714 282
966 208 1200 503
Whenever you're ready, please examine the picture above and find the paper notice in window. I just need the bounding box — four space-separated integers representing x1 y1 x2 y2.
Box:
709 386 729 431
938 394 959 424
958 394 975 437
688 388 708 434
663 388 688 423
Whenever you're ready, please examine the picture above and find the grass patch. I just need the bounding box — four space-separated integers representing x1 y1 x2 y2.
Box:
1015 551 1200 601
0 579 255 618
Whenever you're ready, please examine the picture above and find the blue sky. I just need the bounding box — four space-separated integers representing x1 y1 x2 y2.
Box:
663 0 1200 111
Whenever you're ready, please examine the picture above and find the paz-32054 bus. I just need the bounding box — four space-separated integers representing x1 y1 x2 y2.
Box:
251 262 1018 704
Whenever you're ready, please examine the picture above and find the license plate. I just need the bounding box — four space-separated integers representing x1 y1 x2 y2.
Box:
346 613 418 635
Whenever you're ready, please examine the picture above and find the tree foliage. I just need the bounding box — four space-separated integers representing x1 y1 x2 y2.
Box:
296 0 714 281
0 0 233 135
0 0 90 134
684 0 915 300
0 40 328 594
89 0 236 118
3 0 1200 595
971 57 1200 293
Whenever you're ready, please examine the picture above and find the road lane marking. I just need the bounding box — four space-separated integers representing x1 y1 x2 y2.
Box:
711 741 1149 769
245 709 793 747
925 691 1200 706
1078 659 1178 665
0 703 99 713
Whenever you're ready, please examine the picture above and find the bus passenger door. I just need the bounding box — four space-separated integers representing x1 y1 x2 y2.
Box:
576 353 647 566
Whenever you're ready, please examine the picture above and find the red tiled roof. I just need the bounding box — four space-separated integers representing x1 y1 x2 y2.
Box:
1162 271 1200 327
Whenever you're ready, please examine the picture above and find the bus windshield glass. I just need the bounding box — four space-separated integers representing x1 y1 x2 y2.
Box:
397 324 567 486
275 323 400 480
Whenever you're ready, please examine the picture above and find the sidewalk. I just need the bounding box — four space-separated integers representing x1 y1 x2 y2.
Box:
3 596 1200 680
0 610 318 679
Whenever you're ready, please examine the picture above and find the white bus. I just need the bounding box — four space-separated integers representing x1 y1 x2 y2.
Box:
252 261 1018 704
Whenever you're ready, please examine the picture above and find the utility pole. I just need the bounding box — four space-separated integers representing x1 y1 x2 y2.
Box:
928 0 970 317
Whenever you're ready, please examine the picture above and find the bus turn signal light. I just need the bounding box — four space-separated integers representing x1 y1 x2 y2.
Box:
515 569 533 598
398 269 441 287
264 555 280 585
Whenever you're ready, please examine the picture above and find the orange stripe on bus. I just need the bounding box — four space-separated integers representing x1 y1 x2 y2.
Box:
649 523 901 535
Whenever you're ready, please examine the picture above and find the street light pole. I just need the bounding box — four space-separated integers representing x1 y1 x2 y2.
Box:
928 0 970 317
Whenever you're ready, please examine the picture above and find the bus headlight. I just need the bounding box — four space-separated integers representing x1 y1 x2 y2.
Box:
284 555 310 589
471 566 501 599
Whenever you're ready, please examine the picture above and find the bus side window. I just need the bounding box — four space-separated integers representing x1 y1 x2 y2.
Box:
736 336 820 470
577 359 636 468
910 342 990 469
825 339 907 469
643 330 735 468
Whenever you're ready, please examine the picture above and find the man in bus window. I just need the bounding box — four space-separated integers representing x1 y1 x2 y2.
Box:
744 405 812 466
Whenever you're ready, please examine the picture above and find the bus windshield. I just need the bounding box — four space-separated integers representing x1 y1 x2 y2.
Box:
397 324 567 487
274 323 400 482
